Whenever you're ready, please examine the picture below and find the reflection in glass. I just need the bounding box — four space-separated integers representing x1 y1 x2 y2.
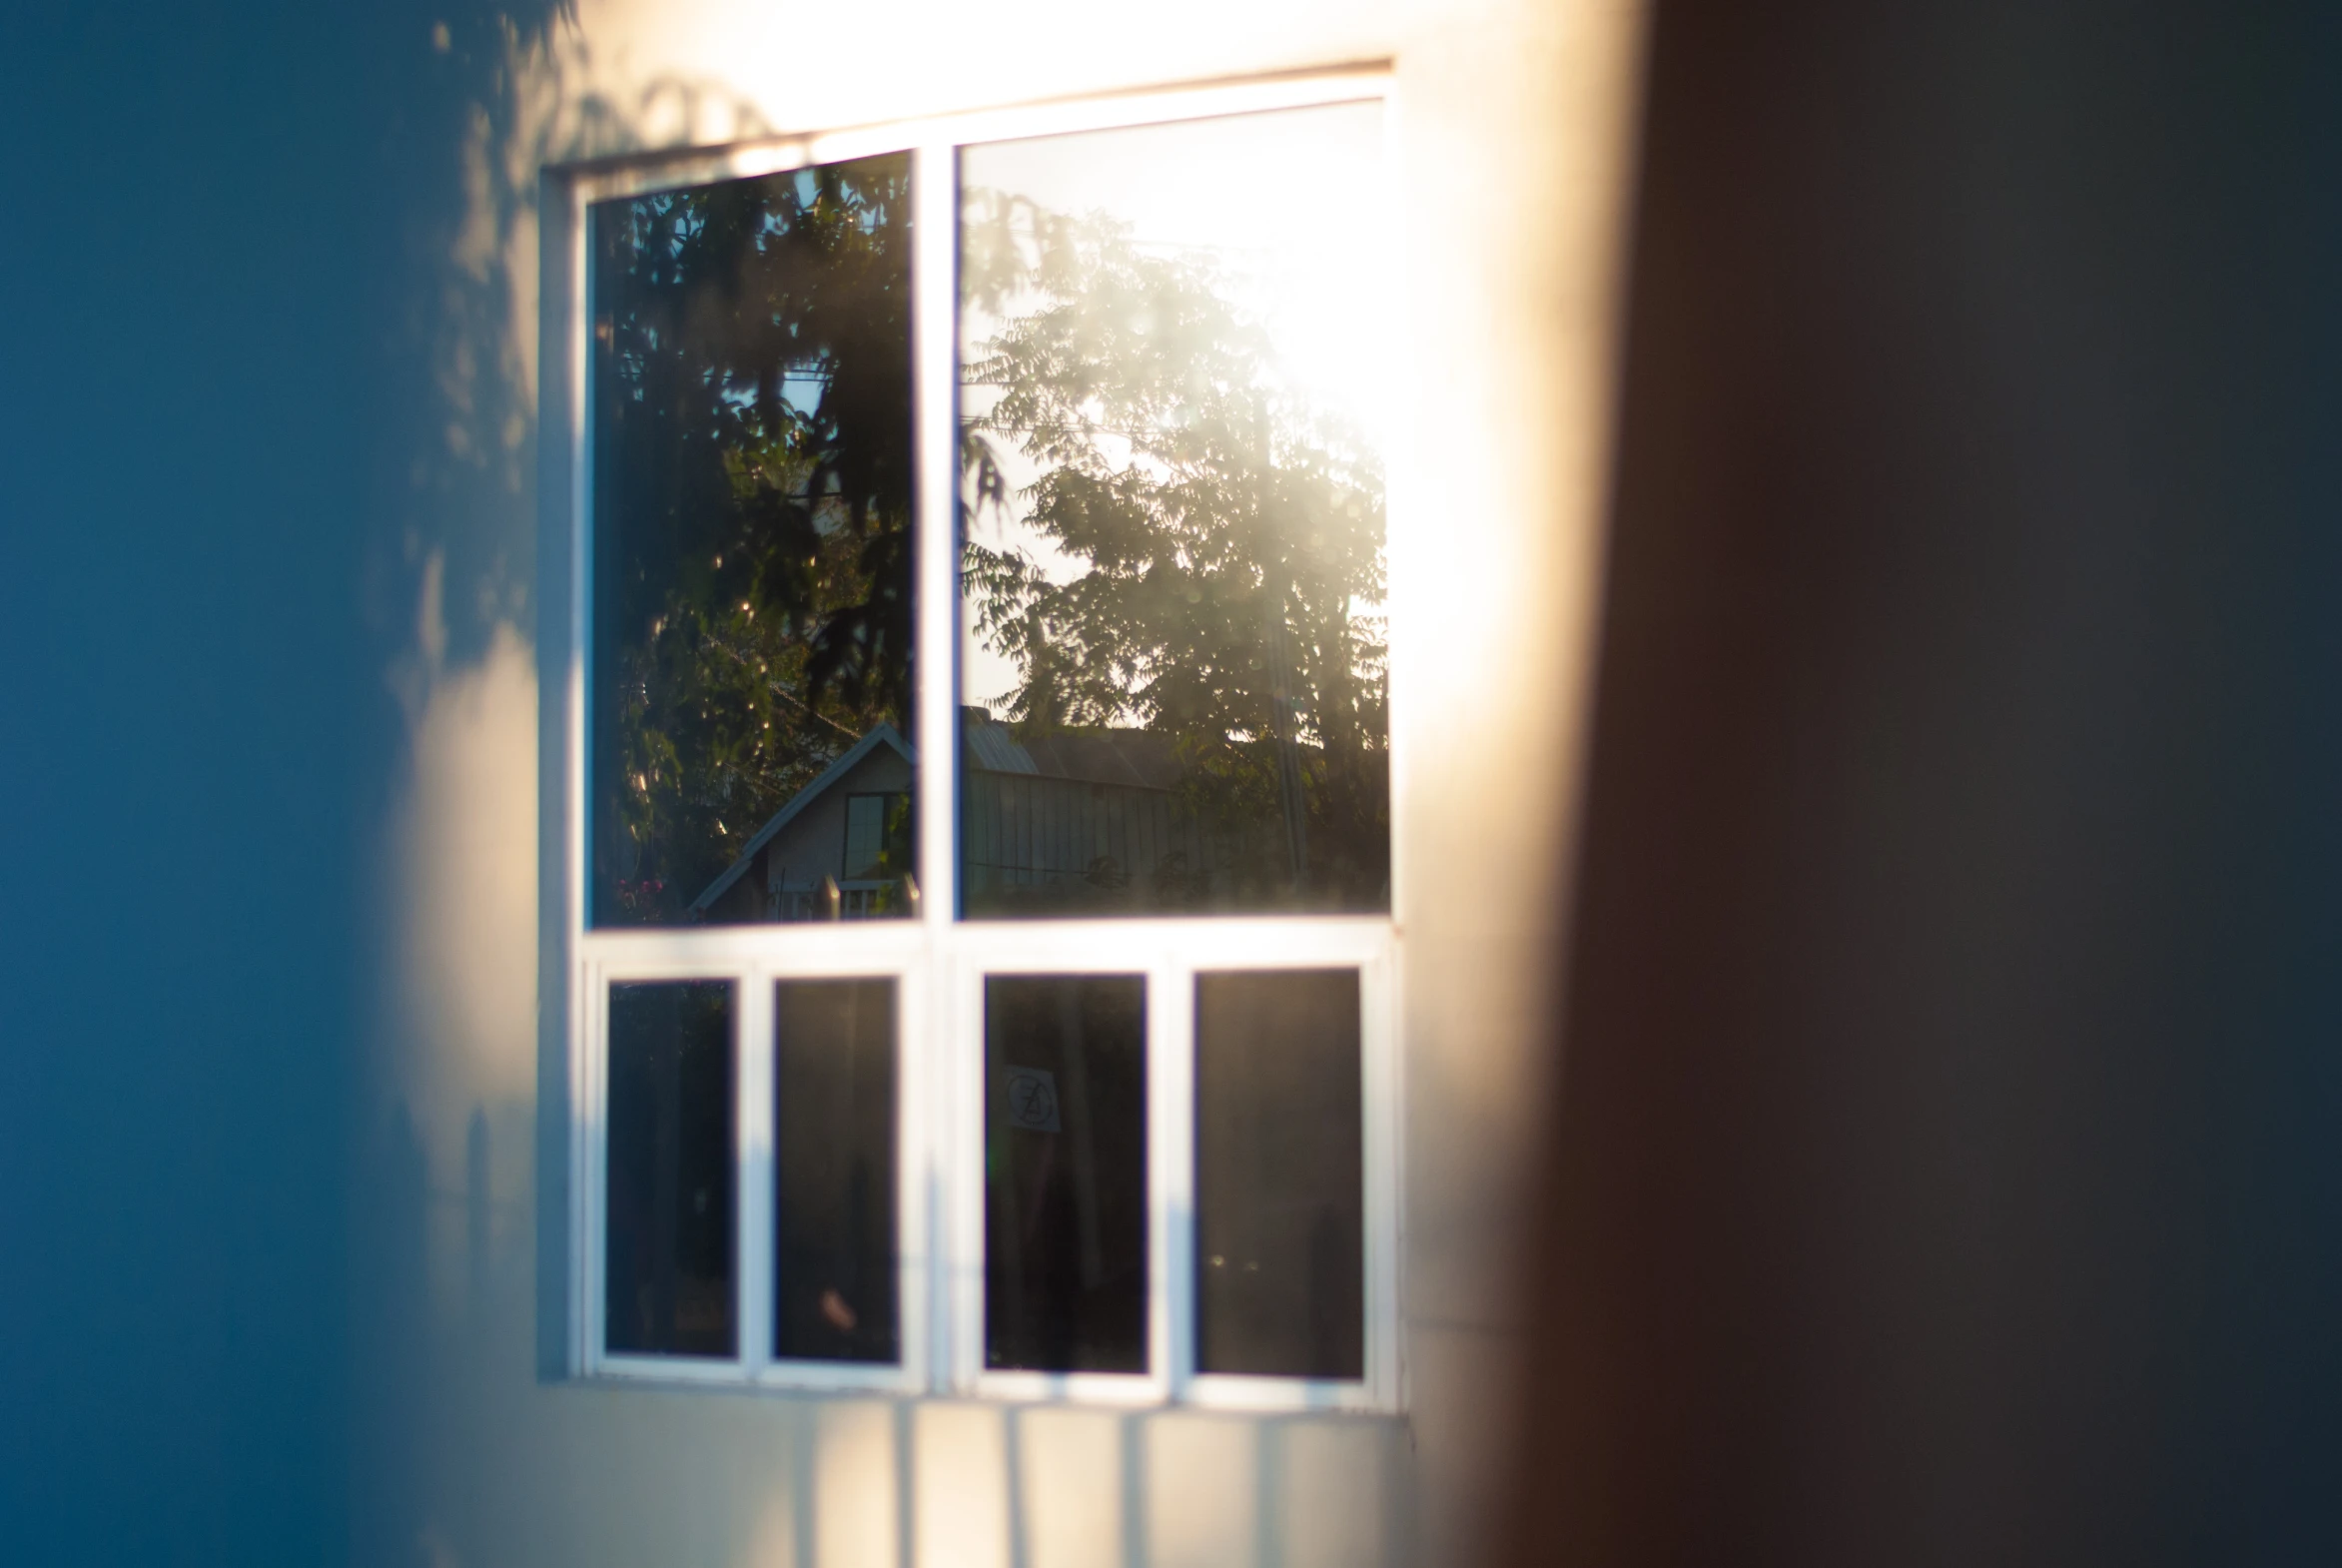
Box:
774 979 897 1362
958 105 1389 918
591 154 916 928
606 981 735 1357
984 976 1149 1372
1194 970 1363 1378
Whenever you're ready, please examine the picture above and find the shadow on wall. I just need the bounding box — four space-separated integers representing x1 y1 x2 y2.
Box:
364 1097 1405 1568
358 7 759 1565
370 7 779 688
364 0 779 1356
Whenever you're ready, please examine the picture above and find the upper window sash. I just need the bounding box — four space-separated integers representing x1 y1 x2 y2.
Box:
552 67 1397 956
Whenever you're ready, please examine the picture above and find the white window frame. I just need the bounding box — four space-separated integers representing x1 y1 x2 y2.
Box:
543 65 1405 1413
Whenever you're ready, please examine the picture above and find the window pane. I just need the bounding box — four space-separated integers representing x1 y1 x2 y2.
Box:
606 981 735 1357
842 793 912 882
1194 970 1363 1378
958 105 1389 917
774 979 898 1363
984 975 1149 1372
591 154 917 928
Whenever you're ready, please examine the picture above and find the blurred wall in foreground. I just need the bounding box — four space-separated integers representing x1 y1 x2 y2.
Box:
1502 2 2342 1563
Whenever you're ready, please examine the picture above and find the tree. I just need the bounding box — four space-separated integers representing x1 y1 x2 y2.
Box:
959 189 1390 909
591 154 914 924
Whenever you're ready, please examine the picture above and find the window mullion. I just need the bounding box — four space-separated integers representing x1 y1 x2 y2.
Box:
944 952 987 1395
1363 946 1402 1408
911 137 959 932
1152 957 1196 1400
910 135 965 1398
736 968 776 1380
579 958 607 1376
893 963 935 1395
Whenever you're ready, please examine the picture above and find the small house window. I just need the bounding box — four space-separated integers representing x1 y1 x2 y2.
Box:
556 72 1399 1409
841 792 913 882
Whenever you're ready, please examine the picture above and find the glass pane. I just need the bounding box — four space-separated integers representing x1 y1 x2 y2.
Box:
958 104 1390 917
606 981 735 1357
1194 970 1363 1378
984 975 1149 1371
591 154 917 928
841 792 912 881
774 979 898 1363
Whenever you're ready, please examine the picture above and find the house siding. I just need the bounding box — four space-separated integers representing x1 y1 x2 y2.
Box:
962 768 1201 908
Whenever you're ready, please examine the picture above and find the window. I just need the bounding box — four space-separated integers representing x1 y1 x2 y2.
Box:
841 793 912 883
552 71 1399 1410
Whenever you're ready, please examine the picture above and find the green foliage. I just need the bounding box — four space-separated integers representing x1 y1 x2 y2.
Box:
959 189 1390 906
589 161 1391 922
592 156 914 922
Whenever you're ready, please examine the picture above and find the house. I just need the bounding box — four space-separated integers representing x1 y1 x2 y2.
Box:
957 709 1222 914
694 709 1277 922
690 722 920 922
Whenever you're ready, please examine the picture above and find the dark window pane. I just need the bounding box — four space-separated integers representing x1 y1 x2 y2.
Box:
984 976 1149 1371
591 154 917 928
958 106 1388 918
774 979 897 1363
841 792 913 882
606 981 735 1356
1194 970 1363 1378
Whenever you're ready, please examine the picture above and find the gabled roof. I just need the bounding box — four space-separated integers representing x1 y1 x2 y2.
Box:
688 722 917 913
961 707 1188 792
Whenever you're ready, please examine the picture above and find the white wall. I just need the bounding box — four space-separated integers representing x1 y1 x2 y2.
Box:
364 3 1645 1563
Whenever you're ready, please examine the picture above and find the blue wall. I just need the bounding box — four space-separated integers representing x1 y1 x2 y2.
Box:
0 6 549 1560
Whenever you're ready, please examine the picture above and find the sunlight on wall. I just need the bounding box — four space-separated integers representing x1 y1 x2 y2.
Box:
383 548 538 1320
816 1403 904 1565
913 1405 1012 1568
1146 1417 1261 1568
1014 1409 1126 1568
570 0 1389 136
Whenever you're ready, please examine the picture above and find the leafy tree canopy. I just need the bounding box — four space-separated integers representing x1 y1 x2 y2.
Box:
591 155 913 924
959 188 1389 906
586 160 1391 924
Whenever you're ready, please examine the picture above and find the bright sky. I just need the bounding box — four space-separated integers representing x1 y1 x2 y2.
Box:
956 100 1391 710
